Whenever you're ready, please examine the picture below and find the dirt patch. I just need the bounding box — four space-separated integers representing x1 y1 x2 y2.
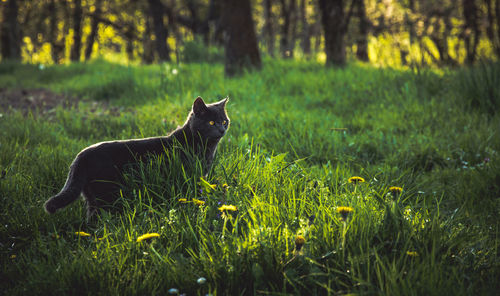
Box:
0 88 76 115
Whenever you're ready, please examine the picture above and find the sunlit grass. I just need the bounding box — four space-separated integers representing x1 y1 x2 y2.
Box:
0 59 499 295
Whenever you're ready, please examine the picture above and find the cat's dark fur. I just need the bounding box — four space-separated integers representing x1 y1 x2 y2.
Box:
44 97 229 219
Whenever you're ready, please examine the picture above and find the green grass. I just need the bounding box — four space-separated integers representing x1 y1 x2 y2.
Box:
1 59 499 295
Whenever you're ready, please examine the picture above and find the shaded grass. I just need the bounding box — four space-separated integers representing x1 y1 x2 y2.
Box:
0 59 499 295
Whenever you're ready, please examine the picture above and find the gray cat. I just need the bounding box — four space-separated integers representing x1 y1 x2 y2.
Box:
44 97 229 219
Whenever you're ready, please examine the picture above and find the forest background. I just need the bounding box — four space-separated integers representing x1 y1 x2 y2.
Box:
1 0 499 69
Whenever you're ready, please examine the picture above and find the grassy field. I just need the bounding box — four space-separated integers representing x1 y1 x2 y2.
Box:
0 59 499 295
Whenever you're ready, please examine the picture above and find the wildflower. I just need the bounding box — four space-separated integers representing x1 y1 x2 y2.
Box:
218 204 237 212
75 231 91 237
136 233 160 243
197 277 207 285
199 177 216 193
389 186 403 196
10 254 16 259
178 198 188 203
295 235 306 251
407 251 419 257
167 288 179 295
192 198 205 206
337 206 354 221
348 176 365 184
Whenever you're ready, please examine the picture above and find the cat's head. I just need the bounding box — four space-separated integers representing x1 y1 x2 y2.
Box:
188 97 230 140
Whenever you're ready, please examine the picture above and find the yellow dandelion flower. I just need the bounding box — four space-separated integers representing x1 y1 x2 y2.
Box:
295 235 306 251
348 176 365 184
192 198 205 206
136 232 160 243
218 204 237 212
337 206 354 214
337 206 354 221
178 198 188 203
389 186 403 195
407 251 419 257
199 177 217 192
75 231 91 237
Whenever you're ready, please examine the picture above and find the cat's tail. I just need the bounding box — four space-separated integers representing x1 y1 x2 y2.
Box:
44 158 87 214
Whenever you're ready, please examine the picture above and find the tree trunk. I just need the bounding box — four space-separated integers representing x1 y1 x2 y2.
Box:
462 0 480 64
263 0 275 56
70 0 83 62
355 0 369 61
148 0 171 62
428 16 452 65
207 0 223 45
289 0 298 58
85 0 102 61
485 0 495 46
48 0 59 63
299 0 311 56
142 16 154 64
0 0 21 60
186 0 210 44
279 0 297 58
408 0 415 45
318 0 346 66
220 0 261 77
125 26 135 61
495 0 500 58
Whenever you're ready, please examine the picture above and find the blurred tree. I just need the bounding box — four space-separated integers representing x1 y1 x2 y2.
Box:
48 0 67 63
70 0 83 62
220 0 261 76
497 0 500 57
85 0 103 61
279 0 297 58
355 0 369 61
0 0 21 60
318 0 355 66
185 0 210 43
310 3 323 54
2 0 498 66
142 12 155 64
299 0 311 57
407 0 416 45
148 0 171 61
462 0 480 64
484 0 497 56
263 0 275 56
430 7 456 65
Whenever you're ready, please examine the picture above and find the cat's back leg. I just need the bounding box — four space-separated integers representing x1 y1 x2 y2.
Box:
83 179 122 219
82 187 99 221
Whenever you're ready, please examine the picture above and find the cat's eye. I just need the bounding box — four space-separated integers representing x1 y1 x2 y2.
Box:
222 120 227 125
209 121 215 125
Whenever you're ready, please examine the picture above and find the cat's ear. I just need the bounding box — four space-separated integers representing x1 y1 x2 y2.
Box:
193 97 208 115
217 97 229 109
